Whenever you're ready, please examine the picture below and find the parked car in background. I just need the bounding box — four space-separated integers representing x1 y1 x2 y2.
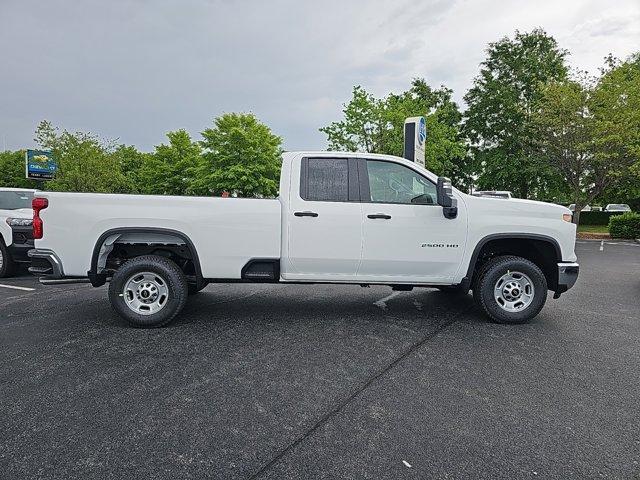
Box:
604 204 632 212
0 188 37 277
472 190 513 199
29 151 579 328
568 204 591 212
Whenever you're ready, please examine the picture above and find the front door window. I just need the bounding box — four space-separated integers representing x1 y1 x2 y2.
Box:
366 161 437 205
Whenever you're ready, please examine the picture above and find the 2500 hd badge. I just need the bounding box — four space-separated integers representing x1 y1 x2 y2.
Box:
421 243 459 248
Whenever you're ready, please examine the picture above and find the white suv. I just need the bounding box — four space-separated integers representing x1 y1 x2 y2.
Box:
0 188 37 277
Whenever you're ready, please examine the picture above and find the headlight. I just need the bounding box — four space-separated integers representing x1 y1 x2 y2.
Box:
562 213 572 223
5 217 33 227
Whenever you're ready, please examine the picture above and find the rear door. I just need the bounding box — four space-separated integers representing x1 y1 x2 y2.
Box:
283 157 363 280
357 158 466 283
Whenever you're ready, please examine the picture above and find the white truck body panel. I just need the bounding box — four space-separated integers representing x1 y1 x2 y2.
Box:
279 152 576 284
36 193 281 277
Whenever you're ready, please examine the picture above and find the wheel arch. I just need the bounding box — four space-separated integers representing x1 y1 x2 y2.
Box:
464 233 561 292
89 227 203 288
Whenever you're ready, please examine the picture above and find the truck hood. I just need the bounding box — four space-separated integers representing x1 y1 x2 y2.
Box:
0 208 32 219
463 194 571 217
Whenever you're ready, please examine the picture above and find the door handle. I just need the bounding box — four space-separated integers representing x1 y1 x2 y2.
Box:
367 213 391 219
294 211 319 217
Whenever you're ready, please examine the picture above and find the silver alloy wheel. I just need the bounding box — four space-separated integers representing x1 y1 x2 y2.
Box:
494 271 535 312
122 272 169 315
0 247 4 270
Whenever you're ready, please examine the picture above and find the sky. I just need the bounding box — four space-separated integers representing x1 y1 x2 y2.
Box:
0 0 638 152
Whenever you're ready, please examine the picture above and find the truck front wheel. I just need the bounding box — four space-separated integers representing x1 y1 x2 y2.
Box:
108 255 188 328
0 240 15 278
474 255 547 324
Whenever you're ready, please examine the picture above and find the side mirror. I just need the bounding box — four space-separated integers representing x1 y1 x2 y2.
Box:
436 177 458 219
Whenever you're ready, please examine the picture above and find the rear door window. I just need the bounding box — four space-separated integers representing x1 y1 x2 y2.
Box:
300 158 357 202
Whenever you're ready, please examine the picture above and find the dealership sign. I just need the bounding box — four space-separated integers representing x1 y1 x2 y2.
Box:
25 149 57 180
403 116 426 167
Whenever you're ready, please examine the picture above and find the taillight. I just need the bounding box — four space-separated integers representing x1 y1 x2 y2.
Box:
32 197 48 239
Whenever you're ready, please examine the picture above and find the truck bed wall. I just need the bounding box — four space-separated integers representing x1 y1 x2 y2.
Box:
35 192 282 278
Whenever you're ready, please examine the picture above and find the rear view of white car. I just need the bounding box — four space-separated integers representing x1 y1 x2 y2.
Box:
0 188 37 277
568 204 591 212
604 204 632 212
472 190 513 199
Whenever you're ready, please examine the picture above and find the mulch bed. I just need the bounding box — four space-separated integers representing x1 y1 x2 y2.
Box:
577 232 611 239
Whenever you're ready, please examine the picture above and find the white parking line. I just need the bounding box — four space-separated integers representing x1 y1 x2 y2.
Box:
0 283 36 292
600 240 604 252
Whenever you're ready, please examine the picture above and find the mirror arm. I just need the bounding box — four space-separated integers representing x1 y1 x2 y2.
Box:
443 202 458 219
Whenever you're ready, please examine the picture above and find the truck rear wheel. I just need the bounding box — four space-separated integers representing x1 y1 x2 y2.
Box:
0 240 15 278
474 255 547 324
108 255 188 328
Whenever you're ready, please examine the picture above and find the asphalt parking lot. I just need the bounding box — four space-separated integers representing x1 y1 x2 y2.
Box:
1 240 639 479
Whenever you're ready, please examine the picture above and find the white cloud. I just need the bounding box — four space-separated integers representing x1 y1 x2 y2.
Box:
0 0 637 153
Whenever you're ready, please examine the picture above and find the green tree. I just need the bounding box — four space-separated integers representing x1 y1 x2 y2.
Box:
464 29 569 199
193 113 282 197
111 144 150 194
320 85 386 152
0 150 39 189
532 54 640 223
34 121 131 193
136 129 202 195
321 79 470 188
590 53 640 195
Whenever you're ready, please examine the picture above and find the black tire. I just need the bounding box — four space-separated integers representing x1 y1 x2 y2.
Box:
0 239 15 278
108 255 188 328
473 255 547 324
188 281 209 296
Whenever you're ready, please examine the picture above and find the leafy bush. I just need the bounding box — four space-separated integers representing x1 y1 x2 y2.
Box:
578 211 622 225
609 212 640 239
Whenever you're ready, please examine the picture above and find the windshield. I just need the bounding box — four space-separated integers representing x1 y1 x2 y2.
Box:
0 191 34 210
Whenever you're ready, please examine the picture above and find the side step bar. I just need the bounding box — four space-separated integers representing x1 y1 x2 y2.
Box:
39 277 92 285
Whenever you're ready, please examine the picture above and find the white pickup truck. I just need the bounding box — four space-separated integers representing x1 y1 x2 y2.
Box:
28 152 579 327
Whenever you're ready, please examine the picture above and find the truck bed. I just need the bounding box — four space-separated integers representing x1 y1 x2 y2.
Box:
35 192 282 278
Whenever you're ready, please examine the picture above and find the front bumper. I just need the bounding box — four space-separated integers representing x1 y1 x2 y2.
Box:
556 262 579 294
7 226 34 262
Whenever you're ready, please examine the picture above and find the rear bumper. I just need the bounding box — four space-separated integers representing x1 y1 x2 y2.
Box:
28 249 65 278
28 249 91 285
556 262 579 293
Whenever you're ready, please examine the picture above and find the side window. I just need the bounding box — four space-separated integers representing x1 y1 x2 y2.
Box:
366 160 437 205
302 158 350 202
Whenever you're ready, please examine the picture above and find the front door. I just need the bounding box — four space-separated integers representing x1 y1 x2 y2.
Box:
357 159 466 283
284 157 363 280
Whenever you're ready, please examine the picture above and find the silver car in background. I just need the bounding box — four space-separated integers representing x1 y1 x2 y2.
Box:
604 204 632 212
